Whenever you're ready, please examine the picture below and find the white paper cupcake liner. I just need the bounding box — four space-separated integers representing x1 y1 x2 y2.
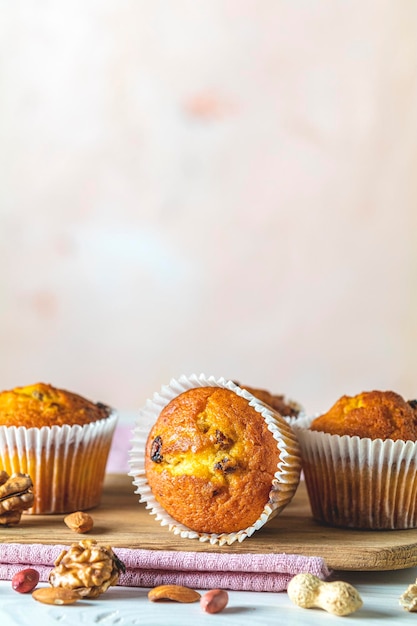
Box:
292 415 417 529
128 374 301 545
0 411 118 514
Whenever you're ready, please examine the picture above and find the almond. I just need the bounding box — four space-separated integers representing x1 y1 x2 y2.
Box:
148 584 201 603
32 587 81 605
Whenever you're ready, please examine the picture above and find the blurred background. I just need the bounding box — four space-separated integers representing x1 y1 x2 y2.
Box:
1 1 416 419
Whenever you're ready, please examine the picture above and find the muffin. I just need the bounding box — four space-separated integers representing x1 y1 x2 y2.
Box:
292 390 417 529
0 382 117 514
235 383 303 418
129 374 302 545
310 390 417 440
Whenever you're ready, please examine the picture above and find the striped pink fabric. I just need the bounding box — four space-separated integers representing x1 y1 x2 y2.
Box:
0 543 330 592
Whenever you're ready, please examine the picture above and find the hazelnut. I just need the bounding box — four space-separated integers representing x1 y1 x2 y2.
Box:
64 511 94 533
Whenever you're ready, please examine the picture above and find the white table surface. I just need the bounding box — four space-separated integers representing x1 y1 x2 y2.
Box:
2 415 417 624
1 567 417 626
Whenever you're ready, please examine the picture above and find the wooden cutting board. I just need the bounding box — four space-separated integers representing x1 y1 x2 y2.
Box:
2 473 417 572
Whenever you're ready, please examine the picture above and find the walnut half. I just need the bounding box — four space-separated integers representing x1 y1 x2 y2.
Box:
49 539 126 598
0 471 34 525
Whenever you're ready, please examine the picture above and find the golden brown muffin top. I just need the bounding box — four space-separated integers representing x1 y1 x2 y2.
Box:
0 383 111 428
145 386 283 534
237 383 303 417
311 390 417 441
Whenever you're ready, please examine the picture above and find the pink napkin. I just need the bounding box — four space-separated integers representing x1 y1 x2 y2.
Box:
0 543 330 592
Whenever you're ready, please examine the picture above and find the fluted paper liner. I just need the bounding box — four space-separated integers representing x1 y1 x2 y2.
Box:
292 415 417 529
0 411 118 514
128 374 302 545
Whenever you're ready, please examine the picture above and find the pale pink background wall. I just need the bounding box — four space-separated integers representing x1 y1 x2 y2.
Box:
1 2 416 415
